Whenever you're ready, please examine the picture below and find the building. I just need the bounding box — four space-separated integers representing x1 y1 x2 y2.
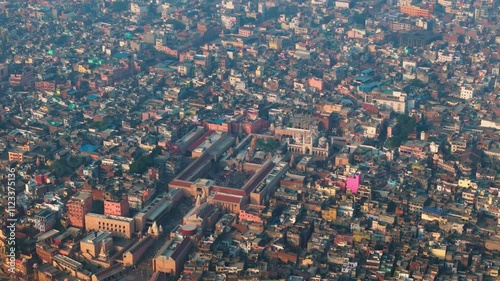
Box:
122 236 155 267
52 255 83 277
80 231 113 259
8 150 24 162
34 209 56 233
460 85 475 100
35 80 57 91
346 173 362 194
268 38 282 50
249 161 289 205
450 139 467 153
104 195 130 217
308 77 324 91
9 68 34 87
389 21 414 31
153 237 193 277
322 208 337 221
371 92 407 114
134 191 177 232
66 192 93 228
85 213 135 238
239 208 263 224
208 193 244 213
335 0 352 8
36 242 58 263
91 264 127 281
0 63 8 79
400 5 430 17
275 127 330 158
183 202 220 230
130 3 148 16
238 26 254 37
399 140 428 158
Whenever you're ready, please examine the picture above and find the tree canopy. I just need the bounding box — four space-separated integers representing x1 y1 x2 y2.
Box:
129 146 162 174
386 115 417 148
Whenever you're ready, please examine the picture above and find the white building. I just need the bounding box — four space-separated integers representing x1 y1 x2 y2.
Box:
372 91 407 114
460 85 474 100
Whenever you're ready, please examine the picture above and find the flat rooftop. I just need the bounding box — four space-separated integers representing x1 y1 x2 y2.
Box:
156 237 190 260
36 229 59 241
82 231 112 244
86 213 134 222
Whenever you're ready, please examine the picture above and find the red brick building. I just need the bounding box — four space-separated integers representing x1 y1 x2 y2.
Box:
66 192 92 228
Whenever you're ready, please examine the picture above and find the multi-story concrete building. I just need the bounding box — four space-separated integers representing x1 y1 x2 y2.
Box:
34 209 56 233
460 85 475 100
85 213 135 238
400 5 430 17
371 92 407 114
80 231 113 259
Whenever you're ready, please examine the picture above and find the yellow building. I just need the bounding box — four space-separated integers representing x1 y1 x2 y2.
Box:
122 236 154 267
77 64 93 74
84 213 135 238
268 39 282 50
458 178 477 189
321 208 337 221
430 247 446 260
353 231 371 243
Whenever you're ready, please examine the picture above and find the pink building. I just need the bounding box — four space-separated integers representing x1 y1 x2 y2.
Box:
104 196 130 217
239 209 263 224
346 173 362 194
308 77 324 91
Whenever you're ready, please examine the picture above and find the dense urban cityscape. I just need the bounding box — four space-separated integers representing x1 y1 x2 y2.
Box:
0 0 499 280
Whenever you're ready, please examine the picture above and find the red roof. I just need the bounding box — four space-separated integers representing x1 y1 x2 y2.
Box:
198 204 215 219
212 185 246 197
212 193 243 204
170 238 191 261
169 179 192 188
177 153 211 180
243 162 275 194
362 102 379 115
187 130 214 152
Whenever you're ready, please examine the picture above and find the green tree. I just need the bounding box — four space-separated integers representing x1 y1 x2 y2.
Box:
129 146 162 174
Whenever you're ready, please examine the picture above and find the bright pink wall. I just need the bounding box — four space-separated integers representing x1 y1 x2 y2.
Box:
346 174 361 193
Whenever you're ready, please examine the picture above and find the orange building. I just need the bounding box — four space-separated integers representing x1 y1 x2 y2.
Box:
205 120 230 132
36 243 58 264
238 27 254 37
308 77 324 91
66 192 93 228
400 5 430 17
8 151 24 162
